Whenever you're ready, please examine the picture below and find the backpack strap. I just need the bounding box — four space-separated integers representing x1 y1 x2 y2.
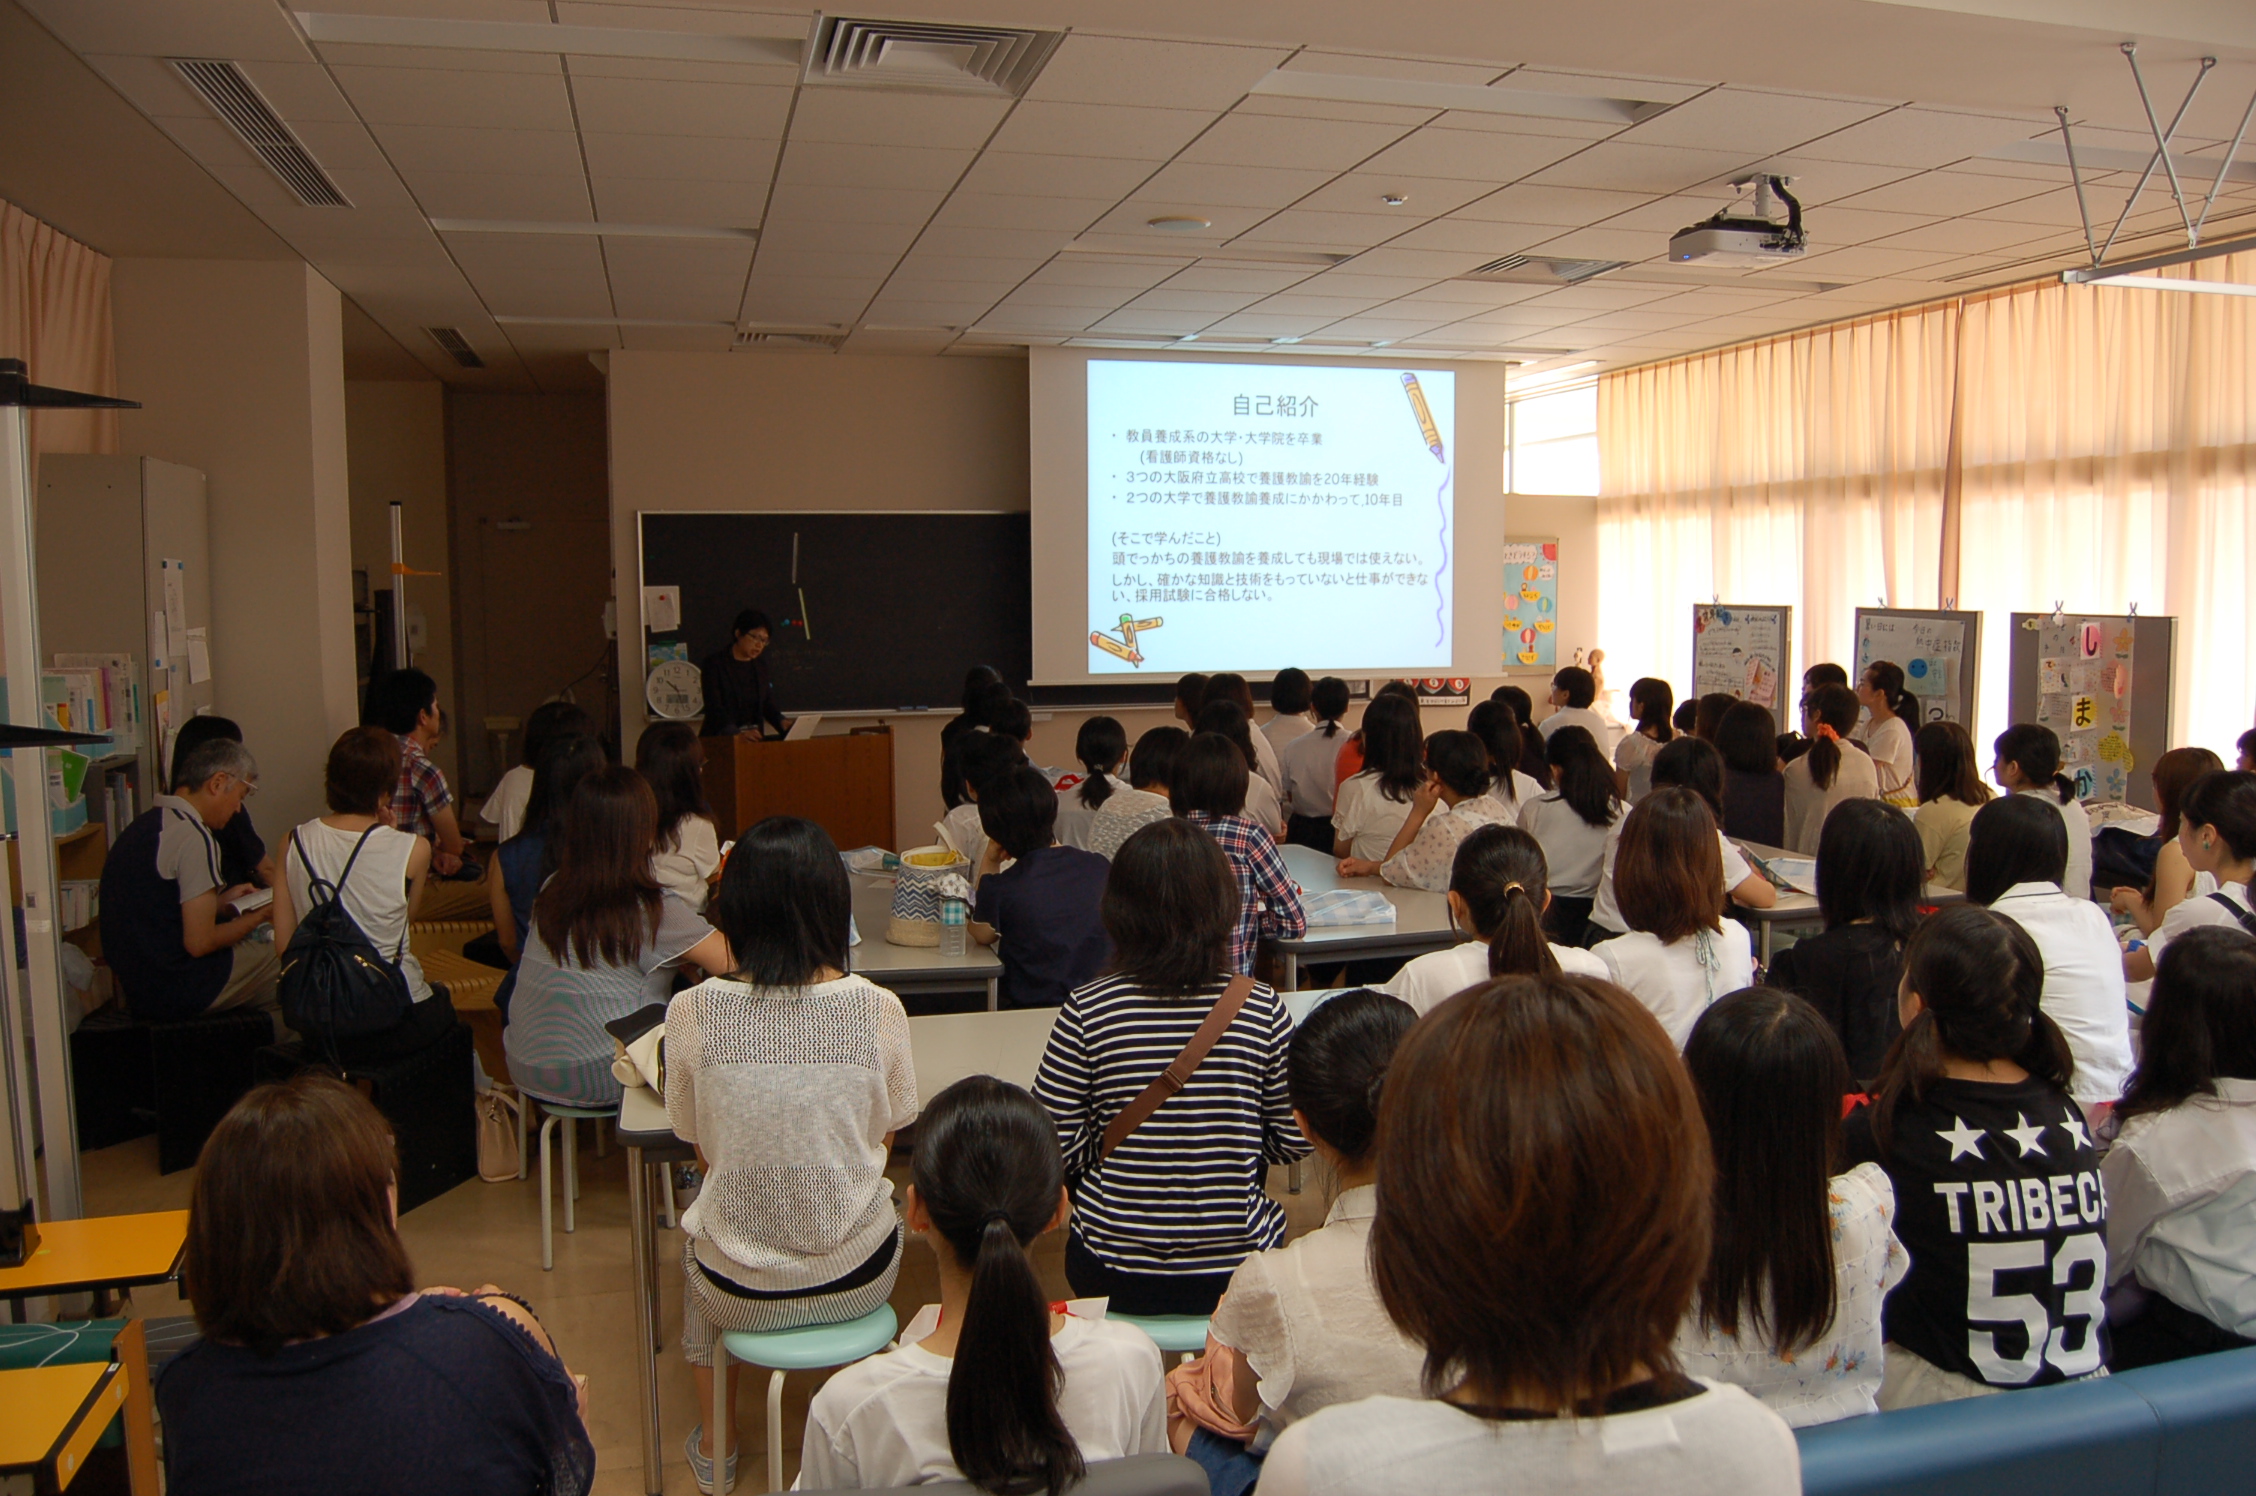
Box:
296 826 408 961
2208 890 2256 937
1100 975 1256 1162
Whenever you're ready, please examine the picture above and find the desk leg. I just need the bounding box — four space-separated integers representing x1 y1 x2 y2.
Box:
986 977 998 1012
1284 952 1299 991
628 1145 663 1496
1761 921 1775 964
115 1317 157 1496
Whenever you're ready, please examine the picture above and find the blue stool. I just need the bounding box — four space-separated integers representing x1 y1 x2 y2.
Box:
531 1100 617 1270
1110 1313 1211 1361
712 1306 899 1493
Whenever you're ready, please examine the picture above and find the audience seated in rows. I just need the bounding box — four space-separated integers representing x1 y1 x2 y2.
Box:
1765 799 1922 1083
1343 729 1511 893
481 699 596 843
2121 768 2256 984
487 731 607 972
1588 736 1774 941
1910 720 1992 892
1170 734 1306 976
1054 715 1128 851
1784 684 1879 854
364 667 471 881
169 714 275 890
1592 789 1756 1046
970 766 1111 1009
1087 727 1181 861
635 721 723 913
1382 825 1604 1015
1516 724 1622 944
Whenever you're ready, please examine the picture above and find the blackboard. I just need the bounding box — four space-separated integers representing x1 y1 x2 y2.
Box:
638 512 1031 714
2008 613 2175 810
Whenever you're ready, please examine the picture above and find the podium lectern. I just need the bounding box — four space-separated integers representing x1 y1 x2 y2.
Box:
702 731 895 851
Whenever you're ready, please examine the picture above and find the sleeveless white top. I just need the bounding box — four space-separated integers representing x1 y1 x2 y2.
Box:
284 819 432 1002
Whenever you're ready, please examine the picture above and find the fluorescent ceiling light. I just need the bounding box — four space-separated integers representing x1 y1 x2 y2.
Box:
495 316 734 327
295 11 801 64
1985 137 2256 185
2066 272 2256 296
1250 70 1663 126
432 219 757 240
1058 243 1350 267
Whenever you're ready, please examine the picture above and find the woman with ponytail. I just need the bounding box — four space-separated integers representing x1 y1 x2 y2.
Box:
1784 684 1880 853
1842 905 2106 1408
801 1077 1166 1492
1166 991 1426 1496
1993 723 2095 900
1466 699 1544 813
1855 662 1918 808
1280 677 1353 851
1382 825 1604 1015
1515 725 1624 943
1613 677 1676 802
1054 716 1129 851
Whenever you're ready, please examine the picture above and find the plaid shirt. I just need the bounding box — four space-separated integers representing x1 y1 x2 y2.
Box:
389 733 451 841
1185 811 1308 975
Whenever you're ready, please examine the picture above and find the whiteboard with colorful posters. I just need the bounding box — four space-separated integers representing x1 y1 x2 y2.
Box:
1502 539 1559 669
2007 612 2176 809
1692 604 1791 712
1854 608 1981 729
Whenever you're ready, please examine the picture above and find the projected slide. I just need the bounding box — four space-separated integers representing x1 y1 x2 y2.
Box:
1086 360 1455 675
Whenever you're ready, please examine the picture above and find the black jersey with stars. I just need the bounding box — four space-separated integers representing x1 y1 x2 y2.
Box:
1844 1076 2109 1388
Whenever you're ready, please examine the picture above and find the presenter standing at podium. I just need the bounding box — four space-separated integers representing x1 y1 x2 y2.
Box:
701 608 788 739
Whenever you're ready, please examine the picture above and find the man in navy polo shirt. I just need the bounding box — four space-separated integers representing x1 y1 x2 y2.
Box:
100 737 281 1032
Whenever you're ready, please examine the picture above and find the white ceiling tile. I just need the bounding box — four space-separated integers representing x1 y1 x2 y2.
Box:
1024 259 1178 289
1587 192 1746 233
914 225 1074 260
503 322 623 352
1501 68 1709 106
1516 281 1677 311
369 122 585 174
895 253 1054 283
930 194 1115 233
1431 110 1618 141
1833 169 2049 217
21 0 311 61
590 176 768 223
774 142 975 191
739 284 869 322
1623 89 1892 156
1358 128 1585 183
764 184 944 225
1157 265 1312 293
1090 200 1271 239
562 55 799 84
1021 35 1286 112
1386 280 1547 307
856 309 991 331
1086 308 1211 334
1291 174 1497 217
602 237 754 319
312 41 561 74
1001 282 1137 308
150 115 267 177
1525 141 1755 194
405 171 593 219
1237 293 1382 317
751 248 902 278
1341 247 1496 277
1296 272 1438 298
447 235 615 317
1790 244 1960 277
756 220 920 258
1281 51 1508 87
1787 204 1943 245
329 64 579 130
1747 158 1923 206
281 120 399 176
1120 288 1267 314
1138 163 1338 210
1795 107 2052 170
1872 217 2051 254
267 203 435 242
985 103 1217 162
1312 315 1455 337
847 330 964 353
618 325 735 351
980 307 1107 332
580 133 779 181
1233 95 1435 127
1450 184 1652 226
1199 312 1334 337
1177 113 1412 171
1960 186 2114 227
954 153 1160 200
1230 208 1410 250
567 76 794 137
786 90 1012 150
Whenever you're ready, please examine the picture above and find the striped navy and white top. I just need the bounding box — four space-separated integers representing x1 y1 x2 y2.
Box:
1033 970 1306 1276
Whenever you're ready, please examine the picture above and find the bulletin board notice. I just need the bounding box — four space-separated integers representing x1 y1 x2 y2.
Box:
1692 604 1791 711
2007 612 2175 810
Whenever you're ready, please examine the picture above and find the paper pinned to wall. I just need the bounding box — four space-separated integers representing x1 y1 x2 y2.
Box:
642 584 682 633
162 559 189 660
150 611 169 671
185 628 211 685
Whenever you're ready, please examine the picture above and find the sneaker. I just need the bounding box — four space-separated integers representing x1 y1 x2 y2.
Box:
684 1425 739 1495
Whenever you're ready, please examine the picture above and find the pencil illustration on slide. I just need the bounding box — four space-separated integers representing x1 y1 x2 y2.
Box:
1402 371 1452 650
1090 613 1164 666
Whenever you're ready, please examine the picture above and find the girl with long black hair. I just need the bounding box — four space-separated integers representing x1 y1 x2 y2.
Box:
1381 825 1605 1015
1514 724 1622 943
1674 988 1907 1425
1855 661 1918 807
1280 676 1353 851
1613 676 1675 802
635 720 720 912
1054 715 1129 851
1992 723 2094 900
799 1076 1167 1492
1783 684 1879 854
1330 692 1425 862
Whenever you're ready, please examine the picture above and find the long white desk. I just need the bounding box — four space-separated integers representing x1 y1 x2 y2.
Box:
845 870 1003 1007
1270 842 1461 989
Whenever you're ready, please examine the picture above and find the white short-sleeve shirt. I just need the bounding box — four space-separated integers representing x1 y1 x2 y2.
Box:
1382 939 1608 1016
1990 881 2134 1102
2146 878 2253 966
1515 792 1621 898
1333 772 1416 862
1595 921 1756 1047
1590 825 1755 936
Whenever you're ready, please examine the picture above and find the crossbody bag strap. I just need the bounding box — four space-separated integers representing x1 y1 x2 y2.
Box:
2208 890 2256 937
1100 975 1256 1162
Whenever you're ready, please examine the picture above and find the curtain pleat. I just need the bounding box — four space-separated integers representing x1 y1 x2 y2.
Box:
0 199 119 458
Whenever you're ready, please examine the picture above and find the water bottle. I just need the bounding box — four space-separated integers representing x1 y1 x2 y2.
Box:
938 895 967 957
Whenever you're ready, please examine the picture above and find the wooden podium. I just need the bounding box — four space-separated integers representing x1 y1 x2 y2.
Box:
702 730 895 851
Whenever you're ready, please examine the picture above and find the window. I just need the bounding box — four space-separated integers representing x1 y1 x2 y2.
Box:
1507 383 1599 496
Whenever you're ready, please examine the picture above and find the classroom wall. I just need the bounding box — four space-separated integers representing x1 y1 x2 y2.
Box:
110 259 358 833
345 380 455 782
447 389 610 799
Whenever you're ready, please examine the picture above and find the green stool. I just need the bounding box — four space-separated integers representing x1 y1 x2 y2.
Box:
712 1305 899 1493
1109 1312 1210 1361
531 1099 617 1270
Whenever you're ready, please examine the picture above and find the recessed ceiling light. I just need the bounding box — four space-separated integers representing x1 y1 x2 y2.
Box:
1146 216 1212 233
1381 194 1408 207
431 219 757 240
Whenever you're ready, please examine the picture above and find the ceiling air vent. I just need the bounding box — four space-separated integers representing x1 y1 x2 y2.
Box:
803 16 1063 97
425 328 485 369
1457 255 1623 286
737 331 846 351
170 59 351 207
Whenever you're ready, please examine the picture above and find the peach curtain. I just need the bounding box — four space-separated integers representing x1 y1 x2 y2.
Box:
1598 251 2256 755
0 200 119 457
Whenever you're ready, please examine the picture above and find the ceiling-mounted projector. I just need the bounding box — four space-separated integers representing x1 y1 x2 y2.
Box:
1671 175 1807 267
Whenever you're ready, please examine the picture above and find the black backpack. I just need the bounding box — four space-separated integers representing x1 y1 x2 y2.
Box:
278 827 413 1055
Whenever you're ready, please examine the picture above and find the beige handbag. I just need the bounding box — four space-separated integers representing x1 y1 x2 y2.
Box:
475 1089 523 1183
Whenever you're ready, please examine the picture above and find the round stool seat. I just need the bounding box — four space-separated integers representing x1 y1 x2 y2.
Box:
718 1305 900 1372
1108 1313 1210 1356
535 1101 618 1119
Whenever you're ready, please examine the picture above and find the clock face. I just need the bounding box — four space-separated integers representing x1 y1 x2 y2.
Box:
646 659 705 720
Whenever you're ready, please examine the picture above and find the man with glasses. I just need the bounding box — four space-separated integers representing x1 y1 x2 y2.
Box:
100 736 284 1033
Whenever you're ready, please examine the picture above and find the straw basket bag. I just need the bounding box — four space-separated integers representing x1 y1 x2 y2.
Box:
887 845 969 946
